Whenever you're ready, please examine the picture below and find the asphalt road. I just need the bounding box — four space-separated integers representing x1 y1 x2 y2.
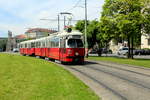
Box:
61 60 150 100
89 53 150 59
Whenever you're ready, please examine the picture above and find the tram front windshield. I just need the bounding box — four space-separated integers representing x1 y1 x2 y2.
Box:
68 39 83 48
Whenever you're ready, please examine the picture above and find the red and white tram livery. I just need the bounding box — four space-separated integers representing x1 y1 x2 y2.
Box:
19 30 85 64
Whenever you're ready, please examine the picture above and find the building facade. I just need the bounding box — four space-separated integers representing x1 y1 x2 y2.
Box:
25 28 57 39
6 31 27 52
141 34 150 49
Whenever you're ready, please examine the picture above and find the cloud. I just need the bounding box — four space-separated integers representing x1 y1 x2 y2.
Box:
0 0 105 37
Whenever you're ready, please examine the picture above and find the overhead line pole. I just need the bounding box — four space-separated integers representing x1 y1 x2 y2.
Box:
58 14 60 32
64 16 66 29
85 0 88 58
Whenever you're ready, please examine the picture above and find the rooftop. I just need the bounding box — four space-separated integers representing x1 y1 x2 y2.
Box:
26 28 57 33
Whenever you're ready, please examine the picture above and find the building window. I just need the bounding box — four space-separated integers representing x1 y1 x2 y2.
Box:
148 39 150 45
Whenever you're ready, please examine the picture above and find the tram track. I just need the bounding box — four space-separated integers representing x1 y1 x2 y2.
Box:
89 61 150 77
62 60 150 100
83 64 150 90
69 67 128 100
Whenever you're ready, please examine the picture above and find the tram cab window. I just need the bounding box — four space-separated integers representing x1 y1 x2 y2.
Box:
67 39 83 48
76 39 83 47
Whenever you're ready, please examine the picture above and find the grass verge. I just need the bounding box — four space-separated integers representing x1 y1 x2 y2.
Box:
0 53 99 100
88 56 150 68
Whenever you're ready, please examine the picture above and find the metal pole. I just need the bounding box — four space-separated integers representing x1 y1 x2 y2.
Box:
58 14 60 31
64 16 66 29
85 0 88 58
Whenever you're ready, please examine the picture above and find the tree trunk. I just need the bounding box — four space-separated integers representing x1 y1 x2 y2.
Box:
131 36 134 59
128 36 131 58
105 42 108 57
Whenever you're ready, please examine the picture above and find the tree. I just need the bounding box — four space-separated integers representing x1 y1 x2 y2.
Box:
75 20 89 33
75 20 100 49
100 0 146 59
141 0 150 34
99 17 115 50
87 20 100 48
0 39 7 51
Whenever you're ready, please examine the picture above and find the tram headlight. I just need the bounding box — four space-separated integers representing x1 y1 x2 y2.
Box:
75 52 79 56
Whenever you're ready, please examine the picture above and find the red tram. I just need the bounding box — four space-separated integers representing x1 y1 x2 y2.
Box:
19 30 85 64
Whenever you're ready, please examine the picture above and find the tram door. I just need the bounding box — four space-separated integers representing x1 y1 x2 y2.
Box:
59 39 66 61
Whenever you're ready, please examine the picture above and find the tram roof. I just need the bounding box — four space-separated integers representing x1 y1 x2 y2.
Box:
20 30 83 44
58 30 82 37
48 30 83 37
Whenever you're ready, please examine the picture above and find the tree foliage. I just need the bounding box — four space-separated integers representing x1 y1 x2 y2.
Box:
100 0 150 58
0 39 7 51
75 20 100 48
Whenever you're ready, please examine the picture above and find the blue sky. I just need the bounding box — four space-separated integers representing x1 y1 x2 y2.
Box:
0 0 105 37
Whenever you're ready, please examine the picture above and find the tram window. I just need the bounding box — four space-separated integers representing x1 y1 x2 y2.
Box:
27 43 30 48
68 39 76 48
55 38 59 47
51 38 55 48
76 39 83 47
67 39 83 48
45 40 48 47
35 42 38 48
38 42 41 48
60 39 65 48
28 43 30 48
25 43 27 48
43 41 45 48
37 42 39 48
48 39 51 48
31 42 35 48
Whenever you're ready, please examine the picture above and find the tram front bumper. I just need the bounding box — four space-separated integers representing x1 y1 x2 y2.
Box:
66 56 84 62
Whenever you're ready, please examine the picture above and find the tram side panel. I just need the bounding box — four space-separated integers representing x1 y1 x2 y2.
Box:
40 40 46 57
28 42 35 56
35 41 41 56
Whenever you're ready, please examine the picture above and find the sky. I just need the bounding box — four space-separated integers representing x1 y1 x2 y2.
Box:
0 0 105 37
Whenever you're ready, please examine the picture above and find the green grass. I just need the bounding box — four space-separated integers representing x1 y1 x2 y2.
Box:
88 56 150 68
0 53 99 100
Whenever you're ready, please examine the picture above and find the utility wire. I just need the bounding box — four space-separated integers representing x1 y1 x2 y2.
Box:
67 0 83 12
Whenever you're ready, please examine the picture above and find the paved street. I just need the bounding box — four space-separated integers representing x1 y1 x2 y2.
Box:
60 60 150 100
89 53 150 59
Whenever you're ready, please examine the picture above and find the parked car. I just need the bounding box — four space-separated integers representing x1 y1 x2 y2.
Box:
100 48 112 54
117 47 138 55
88 49 97 54
13 48 19 52
117 47 129 55
134 49 150 55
